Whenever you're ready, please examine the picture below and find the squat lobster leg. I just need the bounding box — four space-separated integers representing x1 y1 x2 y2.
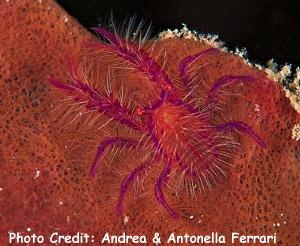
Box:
154 163 178 219
89 137 139 176
216 121 267 148
206 75 255 105
116 160 151 216
178 48 219 92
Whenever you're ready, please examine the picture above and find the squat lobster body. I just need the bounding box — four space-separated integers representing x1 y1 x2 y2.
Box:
49 26 266 218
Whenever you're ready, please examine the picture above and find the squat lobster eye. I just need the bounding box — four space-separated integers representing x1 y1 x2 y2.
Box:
136 107 145 116
163 83 172 92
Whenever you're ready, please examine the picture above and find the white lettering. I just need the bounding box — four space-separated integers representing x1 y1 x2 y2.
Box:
231 232 277 244
8 232 16 243
101 232 146 244
49 232 89 244
8 232 44 244
232 232 239 243
167 232 225 244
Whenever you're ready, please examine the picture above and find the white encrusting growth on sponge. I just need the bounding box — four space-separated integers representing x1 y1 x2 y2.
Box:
33 169 40 180
292 124 300 141
159 24 225 48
